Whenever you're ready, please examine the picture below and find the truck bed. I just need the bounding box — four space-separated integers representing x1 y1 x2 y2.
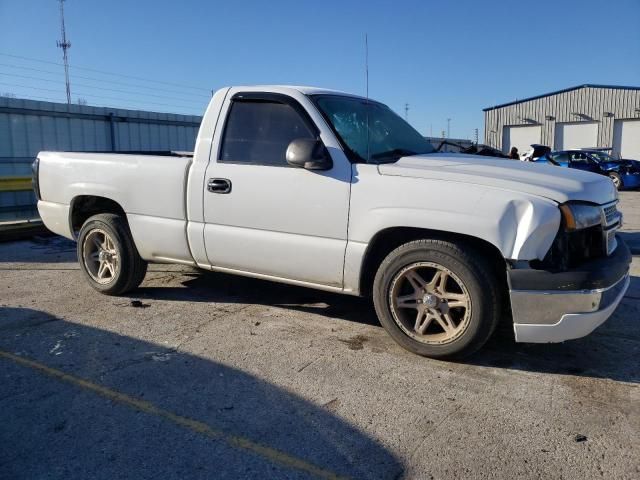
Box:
37 151 195 264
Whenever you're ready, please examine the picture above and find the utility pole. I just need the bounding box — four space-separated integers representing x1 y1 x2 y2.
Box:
57 0 72 104
404 103 409 121
446 118 451 138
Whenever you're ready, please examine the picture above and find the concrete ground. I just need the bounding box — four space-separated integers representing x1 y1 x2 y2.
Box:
1 195 639 480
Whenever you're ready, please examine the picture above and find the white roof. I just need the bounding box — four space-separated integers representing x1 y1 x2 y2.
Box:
231 85 366 99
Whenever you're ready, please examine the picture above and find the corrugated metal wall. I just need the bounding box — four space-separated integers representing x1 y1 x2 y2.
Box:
0 97 202 223
483 86 640 153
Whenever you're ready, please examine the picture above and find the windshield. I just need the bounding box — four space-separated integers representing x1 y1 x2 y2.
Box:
311 94 435 163
588 152 615 163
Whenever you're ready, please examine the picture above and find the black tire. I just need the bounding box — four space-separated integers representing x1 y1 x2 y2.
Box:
77 213 147 295
609 172 623 190
373 239 501 359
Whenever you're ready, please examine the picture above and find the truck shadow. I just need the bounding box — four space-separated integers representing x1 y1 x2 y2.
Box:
135 269 381 326
619 232 640 254
0 307 402 480
0 236 77 264
131 270 640 384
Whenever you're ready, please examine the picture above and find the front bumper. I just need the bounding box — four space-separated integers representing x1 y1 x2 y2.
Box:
508 238 631 343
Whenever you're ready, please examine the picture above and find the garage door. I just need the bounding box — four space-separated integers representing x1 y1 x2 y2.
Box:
502 125 541 154
613 119 640 159
554 122 598 150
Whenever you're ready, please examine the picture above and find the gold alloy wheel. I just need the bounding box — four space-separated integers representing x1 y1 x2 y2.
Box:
82 228 120 284
389 262 472 344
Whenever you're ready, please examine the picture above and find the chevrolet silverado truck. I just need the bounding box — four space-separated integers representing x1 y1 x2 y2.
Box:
33 86 631 358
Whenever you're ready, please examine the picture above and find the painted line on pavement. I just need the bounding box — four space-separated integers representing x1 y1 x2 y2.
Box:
0 349 349 480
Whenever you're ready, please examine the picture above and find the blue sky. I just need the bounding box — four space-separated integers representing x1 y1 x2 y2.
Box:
1 0 639 139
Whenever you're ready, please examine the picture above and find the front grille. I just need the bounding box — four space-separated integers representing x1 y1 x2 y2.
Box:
600 201 621 255
603 203 618 226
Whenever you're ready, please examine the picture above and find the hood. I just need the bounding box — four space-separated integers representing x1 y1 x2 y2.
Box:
377 153 617 205
604 159 640 170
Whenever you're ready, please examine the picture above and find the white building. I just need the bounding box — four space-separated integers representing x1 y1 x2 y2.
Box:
483 85 640 159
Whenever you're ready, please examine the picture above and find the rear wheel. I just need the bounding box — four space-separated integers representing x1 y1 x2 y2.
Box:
77 213 147 295
373 239 501 359
609 172 623 190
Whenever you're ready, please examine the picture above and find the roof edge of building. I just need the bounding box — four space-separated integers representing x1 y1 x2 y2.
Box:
482 84 640 112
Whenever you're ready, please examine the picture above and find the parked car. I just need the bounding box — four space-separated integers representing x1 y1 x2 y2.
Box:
428 140 510 158
429 140 510 158
536 149 640 190
34 86 630 359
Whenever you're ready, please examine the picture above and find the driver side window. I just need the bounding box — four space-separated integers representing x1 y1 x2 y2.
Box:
220 100 316 167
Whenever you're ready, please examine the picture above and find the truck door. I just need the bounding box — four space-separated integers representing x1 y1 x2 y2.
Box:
202 91 352 289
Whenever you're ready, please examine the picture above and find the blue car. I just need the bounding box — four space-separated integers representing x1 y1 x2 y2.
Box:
535 149 640 190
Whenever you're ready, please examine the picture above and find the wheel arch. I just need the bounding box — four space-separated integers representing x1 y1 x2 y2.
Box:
358 227 507 298
69 195 127 239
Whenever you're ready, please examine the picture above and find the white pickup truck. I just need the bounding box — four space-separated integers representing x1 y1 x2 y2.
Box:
34 86 631 358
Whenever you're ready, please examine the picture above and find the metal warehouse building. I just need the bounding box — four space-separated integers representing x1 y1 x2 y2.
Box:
0 97 201 223
483 84 640 159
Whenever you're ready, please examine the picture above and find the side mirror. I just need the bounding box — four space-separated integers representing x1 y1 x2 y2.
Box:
286 138 332 171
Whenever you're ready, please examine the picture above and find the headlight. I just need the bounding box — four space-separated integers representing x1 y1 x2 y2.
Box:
559 203 602 231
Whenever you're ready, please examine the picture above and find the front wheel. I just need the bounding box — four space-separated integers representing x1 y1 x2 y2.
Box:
373 239 501 359
609 172 623 190
77 213 147 295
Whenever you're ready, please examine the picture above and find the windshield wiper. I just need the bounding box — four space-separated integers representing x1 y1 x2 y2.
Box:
370 148 418 163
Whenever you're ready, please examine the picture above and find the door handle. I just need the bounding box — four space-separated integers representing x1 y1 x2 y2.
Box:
207 178 232 194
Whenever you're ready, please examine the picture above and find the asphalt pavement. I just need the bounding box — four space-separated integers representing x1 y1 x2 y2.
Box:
1 193 638 479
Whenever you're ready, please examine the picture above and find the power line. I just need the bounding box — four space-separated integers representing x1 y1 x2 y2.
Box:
72 80 204 104
1 93 66 103
0 71 74 87
0 62 210 98
0 90 200 115
0 52 211 92
0 71 205 104
0 91 201 115
0 81 202 112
